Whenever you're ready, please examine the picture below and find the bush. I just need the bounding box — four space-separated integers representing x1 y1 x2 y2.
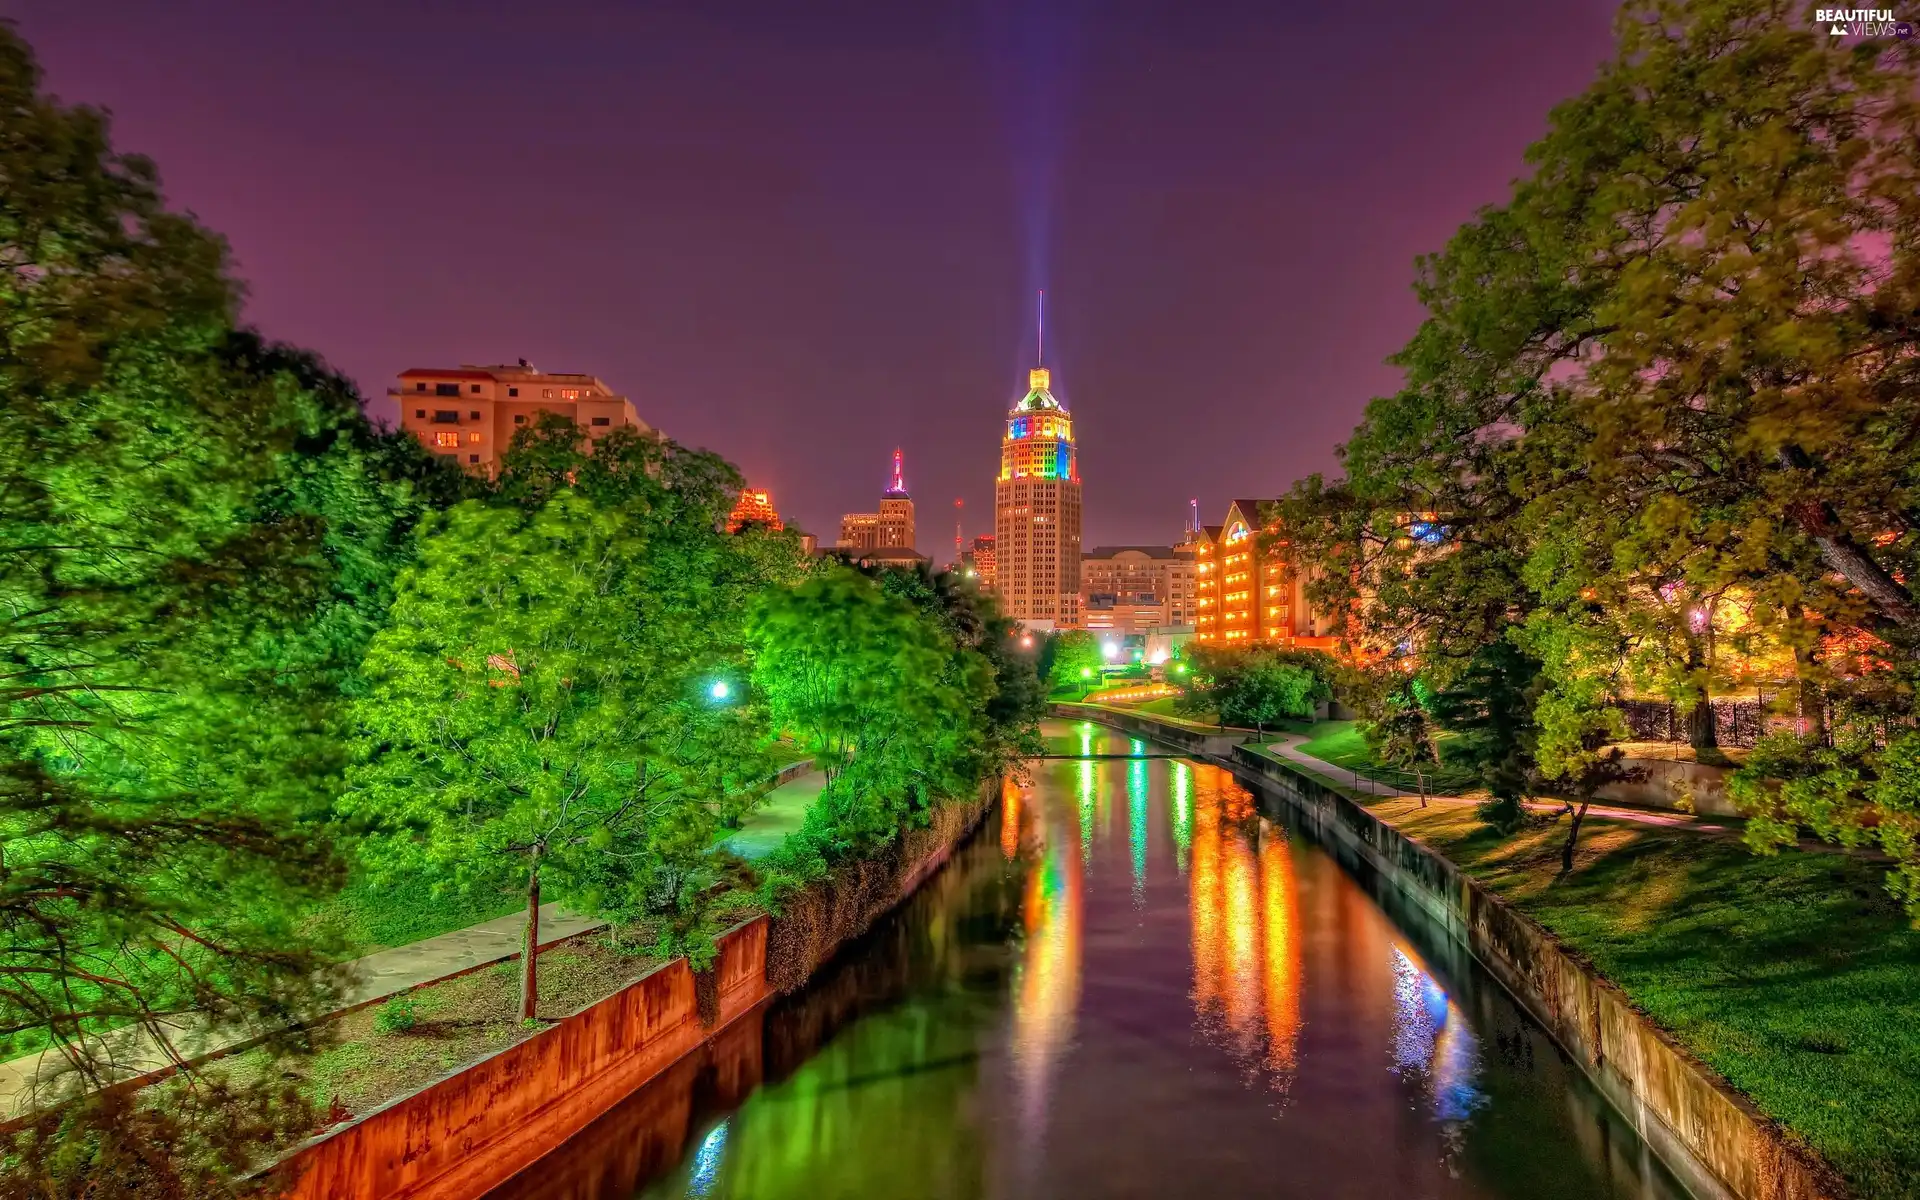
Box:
372 994 418 1035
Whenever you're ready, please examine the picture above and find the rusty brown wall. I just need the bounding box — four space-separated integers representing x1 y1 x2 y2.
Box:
1228 745 1845 1200
269 917 769 1200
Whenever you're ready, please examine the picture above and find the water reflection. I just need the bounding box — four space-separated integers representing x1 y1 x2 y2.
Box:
1188 765 1304 1091
495 722 1688 1200
1011 829 1080 1142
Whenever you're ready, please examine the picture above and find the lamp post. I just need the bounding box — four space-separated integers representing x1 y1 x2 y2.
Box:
1080 665 1093 701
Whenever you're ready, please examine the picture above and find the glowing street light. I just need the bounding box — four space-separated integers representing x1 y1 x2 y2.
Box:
708 679 732 702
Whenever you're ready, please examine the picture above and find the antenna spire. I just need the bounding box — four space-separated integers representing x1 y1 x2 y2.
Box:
1037 289 1045 365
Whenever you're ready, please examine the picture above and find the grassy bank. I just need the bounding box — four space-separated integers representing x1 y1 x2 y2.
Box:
1296 720 1480 794
1362 794 1920 1200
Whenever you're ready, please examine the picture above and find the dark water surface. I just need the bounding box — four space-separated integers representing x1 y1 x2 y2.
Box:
489 720 1689 1200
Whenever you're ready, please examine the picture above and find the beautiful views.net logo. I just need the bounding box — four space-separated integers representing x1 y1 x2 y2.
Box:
1814 7 1916 36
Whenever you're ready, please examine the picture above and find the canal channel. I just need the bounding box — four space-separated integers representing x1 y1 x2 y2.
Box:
487 719 1690 1200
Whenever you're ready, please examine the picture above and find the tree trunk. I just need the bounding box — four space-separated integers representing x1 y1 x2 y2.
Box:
1561 797 1590 876
1789 607 1827 744
1778 445 1920 630
520 846 542 1022
1686 698 1717 751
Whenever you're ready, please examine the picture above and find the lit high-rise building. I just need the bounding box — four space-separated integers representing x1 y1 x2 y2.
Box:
995 366 1082 628
837 448 917 552
878 448 915 549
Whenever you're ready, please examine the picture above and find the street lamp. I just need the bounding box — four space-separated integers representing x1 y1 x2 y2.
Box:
708 679 732 703
1079 665 1093 700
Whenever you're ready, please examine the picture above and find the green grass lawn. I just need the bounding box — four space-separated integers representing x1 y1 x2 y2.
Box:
1295 719 1479 794
1370 796 1920 1200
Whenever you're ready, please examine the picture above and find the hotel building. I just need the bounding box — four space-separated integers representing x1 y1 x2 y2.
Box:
994 366 1083 628
1191 499 1329 648
392 362 650 475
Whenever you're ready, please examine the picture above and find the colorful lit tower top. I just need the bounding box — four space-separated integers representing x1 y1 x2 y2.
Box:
999 367 1078 484
886 446 908 496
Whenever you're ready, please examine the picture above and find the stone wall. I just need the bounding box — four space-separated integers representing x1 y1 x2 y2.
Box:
1229 744 1843 1200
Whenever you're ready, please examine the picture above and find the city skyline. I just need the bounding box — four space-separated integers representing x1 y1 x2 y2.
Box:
10 0 1622 546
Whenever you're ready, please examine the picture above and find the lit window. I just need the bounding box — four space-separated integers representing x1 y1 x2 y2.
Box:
434 431 459 448
468 431 481 444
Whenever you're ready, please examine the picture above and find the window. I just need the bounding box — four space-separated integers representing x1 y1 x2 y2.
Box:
415 382 427 392
432 410 459 423
514 414 527 424
434 383 460 397
508 387 519 397
414 409 425 419
469 454 480 464
469 411 480 419
434 431 459 448
467 432 481 444
590 416 611 427
470 384 481 394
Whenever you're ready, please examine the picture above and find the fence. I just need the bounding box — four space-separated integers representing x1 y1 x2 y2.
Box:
1610 696 1788 749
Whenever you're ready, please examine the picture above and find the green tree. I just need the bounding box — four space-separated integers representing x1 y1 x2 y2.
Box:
1428 640 1543 830
749 570 989 852
344 493 768 1016
1363 676 1440 804
0 23 422 1190
1045 630 1102 696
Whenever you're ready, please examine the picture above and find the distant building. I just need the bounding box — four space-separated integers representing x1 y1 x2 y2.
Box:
994 366 1082 627
962 534 997 591
824 544 929 571
392 362 650 475
1191 499 1330 649
726 488 783 533
838 448 917 552
1080 544 1197 630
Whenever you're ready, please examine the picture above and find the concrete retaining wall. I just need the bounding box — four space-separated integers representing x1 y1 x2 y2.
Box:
270 781 997 1200
1600 756 1742 818
270 919 768 1200
1228 744 1842 1200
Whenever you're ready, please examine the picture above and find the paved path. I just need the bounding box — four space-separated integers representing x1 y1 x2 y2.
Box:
725 766 829 860
1262 734 1735 833
0 902 606 1120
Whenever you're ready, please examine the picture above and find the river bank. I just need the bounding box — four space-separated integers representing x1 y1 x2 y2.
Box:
1053 702 1907 1200
259 784 996 1200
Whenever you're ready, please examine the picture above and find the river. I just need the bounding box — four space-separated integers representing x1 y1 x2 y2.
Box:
487 719 1690 1200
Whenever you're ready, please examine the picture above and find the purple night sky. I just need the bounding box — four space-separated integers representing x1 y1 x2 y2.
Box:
14 0 1616 549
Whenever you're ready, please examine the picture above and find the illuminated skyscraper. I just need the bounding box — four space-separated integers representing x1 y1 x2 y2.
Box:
995 365 1083 628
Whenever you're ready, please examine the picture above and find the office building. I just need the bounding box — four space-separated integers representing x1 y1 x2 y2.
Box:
994 366 1082 628
838 448 917 552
